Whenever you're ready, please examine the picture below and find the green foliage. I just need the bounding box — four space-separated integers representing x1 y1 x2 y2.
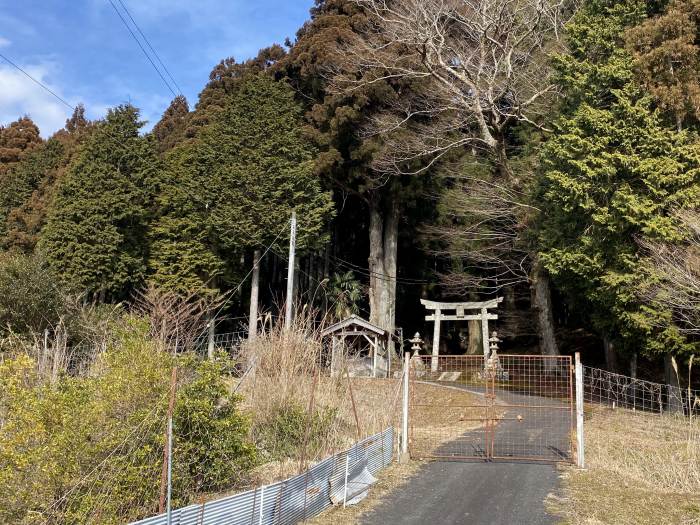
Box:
149 74 333 292
39 105 162 300
0 251 67 336
537 0 700 356
328 271 362 320
253 401 338 461
0 320 255 524
172 353 256 498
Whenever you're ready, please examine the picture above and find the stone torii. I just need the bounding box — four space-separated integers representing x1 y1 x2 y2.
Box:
421 297 503 371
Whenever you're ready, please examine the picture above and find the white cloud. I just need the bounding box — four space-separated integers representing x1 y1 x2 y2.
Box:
0 61 73 137
0 37 11 48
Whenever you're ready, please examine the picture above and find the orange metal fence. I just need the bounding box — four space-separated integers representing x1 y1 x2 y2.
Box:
409 354 574 463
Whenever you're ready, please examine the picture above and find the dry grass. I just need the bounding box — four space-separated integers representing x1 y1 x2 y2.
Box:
237 312 404 467
549 406 700 524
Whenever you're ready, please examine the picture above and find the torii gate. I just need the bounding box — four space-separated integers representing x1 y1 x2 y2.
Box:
421 297 503 371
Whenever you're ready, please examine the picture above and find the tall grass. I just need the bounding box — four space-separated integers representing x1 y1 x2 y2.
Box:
238 310 402 471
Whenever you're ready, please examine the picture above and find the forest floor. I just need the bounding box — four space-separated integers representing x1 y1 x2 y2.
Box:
547 406 700 524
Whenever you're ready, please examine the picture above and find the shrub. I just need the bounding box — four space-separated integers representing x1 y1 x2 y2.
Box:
172 353 256 501
0 319 255 524
253 401 339 461
0 252 66 336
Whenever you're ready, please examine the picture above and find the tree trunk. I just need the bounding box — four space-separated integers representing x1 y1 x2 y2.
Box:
248 249 261 341
531 259 559 361
467 319 482 355
368 193 400 351
603 335 618 373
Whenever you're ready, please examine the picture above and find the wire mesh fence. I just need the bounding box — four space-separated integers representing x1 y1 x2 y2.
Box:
128 427 394 525
409 354 574 462
191 331 248 355
582 365 700 417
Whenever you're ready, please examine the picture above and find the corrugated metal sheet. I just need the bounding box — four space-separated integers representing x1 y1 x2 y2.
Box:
128 427 394 525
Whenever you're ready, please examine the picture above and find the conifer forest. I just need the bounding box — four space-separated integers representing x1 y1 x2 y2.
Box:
0 1 699 524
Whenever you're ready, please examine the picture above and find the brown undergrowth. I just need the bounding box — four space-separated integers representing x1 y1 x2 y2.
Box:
548 406 700 525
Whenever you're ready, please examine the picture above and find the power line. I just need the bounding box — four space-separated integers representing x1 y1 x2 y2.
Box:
208 222 290 333
0 52 75 111
115 0 183 95
329 253 430 285
106 0 178 98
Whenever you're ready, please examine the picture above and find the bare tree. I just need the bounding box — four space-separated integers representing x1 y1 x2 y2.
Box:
641 210 700 335
132 286 225 353
333 0 572 173
329 0 574 357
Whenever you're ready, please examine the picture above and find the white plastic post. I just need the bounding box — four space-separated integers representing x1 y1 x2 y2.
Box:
575 352 585 468
207 317 215 360
342 455 350 507
402 352 409 456
259 485 264 524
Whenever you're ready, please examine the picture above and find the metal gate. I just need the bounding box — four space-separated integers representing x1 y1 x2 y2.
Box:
409 354 574 462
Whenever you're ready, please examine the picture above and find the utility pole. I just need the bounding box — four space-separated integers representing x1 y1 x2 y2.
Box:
285 211 297 326
248 249 261 341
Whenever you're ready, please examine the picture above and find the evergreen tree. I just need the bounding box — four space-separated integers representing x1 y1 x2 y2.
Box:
2 106 93 252
39 105 160 300
536 0 700 359
0 116 41 167
0 140 64 247
152 95 190 153
625 0 700 131
187 45 287 135
149 74 333 293
281 0 432 334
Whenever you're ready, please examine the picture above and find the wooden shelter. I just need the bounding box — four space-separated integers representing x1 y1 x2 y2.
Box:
321 315 390 377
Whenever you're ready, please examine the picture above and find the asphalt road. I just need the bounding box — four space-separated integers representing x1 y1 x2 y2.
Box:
360 382 567 524
360 461 559 525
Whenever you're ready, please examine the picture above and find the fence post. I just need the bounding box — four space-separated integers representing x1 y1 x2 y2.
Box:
259 485 265 525
401 352 410 461
207 318 215 360
575 352 585 468
342 455 350 508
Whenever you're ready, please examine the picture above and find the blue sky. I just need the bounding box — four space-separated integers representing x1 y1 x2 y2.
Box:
0 0 314 136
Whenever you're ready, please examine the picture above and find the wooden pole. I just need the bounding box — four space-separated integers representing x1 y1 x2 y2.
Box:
372 336 378 378
345 367 362 440
248 249 261 341
285 211 297 327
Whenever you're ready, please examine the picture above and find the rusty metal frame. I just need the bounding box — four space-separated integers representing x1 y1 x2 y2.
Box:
408 354 574 463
